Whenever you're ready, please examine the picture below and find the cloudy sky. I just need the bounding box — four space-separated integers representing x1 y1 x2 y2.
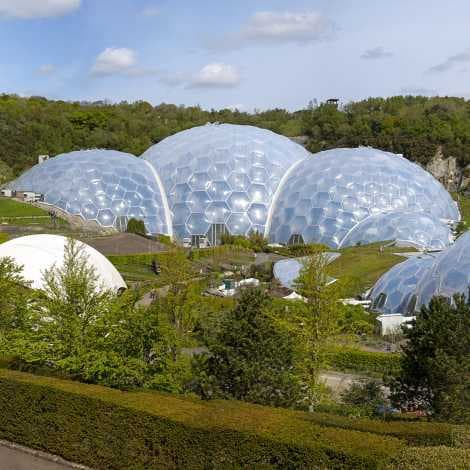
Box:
1 0 469 110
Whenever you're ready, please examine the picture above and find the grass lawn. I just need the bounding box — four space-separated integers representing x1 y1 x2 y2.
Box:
327 243 412 297
454 192 470 231
0 197 48 217
0 233 8 244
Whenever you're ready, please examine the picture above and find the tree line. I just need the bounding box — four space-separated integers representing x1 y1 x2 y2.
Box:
1 94 470 178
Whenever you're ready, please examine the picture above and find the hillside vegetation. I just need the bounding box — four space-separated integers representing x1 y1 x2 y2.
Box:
1 94 470 176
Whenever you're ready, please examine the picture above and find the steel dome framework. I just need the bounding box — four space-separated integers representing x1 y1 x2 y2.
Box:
268 147 459 249
370 232 470 316
8 126 460 251
9 150 171 236
142 123 310 242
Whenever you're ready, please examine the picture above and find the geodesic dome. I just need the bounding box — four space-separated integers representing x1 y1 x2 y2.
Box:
142 123 311 242
415 231 470 309
268 147 460 248
369 255 436 315
0 234 126 292
9 150 171 235
340 212 453 251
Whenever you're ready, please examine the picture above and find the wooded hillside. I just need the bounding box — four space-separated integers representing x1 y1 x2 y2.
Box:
1 94 469 177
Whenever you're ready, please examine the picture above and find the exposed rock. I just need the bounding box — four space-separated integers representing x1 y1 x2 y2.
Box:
426 146 462 192
461 165 470 193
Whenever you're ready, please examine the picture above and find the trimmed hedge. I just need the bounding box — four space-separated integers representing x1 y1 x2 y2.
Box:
305 413 469 448
0 369 407 469
389 446 470 469
323 346 401 375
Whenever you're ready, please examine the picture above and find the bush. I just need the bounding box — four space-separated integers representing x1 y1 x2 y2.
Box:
341 380 386 417
323 346 401 376
0 369 409 469
126 218 146 235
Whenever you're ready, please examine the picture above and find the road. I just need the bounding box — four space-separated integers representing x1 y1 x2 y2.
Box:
0 441 89 470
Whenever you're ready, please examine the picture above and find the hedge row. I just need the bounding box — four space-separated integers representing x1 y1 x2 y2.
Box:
305 412 469 448
0 369 408 469
323 346 401 375
107 251 179 266
389 446 470 469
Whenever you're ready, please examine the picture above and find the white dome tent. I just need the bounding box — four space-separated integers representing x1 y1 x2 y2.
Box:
0 234 126 292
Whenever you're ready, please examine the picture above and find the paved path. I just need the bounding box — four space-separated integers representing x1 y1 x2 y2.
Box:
0 441 90 470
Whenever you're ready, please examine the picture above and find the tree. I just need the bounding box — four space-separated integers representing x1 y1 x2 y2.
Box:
390 295 470 423
0 257 30 356
126 218 146 235
193 288 304 408
32 238 115 363
292 250 344 402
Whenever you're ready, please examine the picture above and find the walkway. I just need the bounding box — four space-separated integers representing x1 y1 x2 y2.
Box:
0 440 90 470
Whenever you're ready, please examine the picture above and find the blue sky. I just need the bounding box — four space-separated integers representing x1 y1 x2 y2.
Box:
1 0 470 110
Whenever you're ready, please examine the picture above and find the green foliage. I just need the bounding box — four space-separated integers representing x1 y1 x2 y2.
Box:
0 368 420 469
337 304 376 335
389 446 470 469
267 242 330 257
220 230 267 252
323 346 401 376
0 159 13 184
4 94 469 179
341 380 387 417
454 192 470 234
0 257 31 357
390 295 470 423
126 217 146 235
292 252 345 396
303 97 470 168
193 288 305 408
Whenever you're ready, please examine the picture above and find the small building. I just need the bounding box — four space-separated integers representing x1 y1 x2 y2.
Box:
377 313 414 336
18 191 43 203
0 189 15 197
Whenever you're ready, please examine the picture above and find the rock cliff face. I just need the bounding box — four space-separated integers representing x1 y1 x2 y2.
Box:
425 146 462 192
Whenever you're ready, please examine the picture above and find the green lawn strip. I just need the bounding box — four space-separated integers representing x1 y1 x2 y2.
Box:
327 243 410 297
0 198 48 217
453 193 470 230
0 368 409 468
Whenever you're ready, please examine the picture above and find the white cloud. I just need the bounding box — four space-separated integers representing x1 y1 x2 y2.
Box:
361 46 393 60
428 49 470 73
0 0 80 19
141 6 160 17
37 64 56 75
91 48 137 77
190 63 241 88
208 10 334 50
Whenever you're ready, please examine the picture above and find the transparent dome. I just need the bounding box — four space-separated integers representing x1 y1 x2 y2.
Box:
415 231 470 309
142 123 310 241
369 255 436 315
340 211 453 251
268 147 460 248
9 150 170 235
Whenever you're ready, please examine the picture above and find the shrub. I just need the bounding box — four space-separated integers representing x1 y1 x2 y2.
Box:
126 218 146 235
0 369 408 469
